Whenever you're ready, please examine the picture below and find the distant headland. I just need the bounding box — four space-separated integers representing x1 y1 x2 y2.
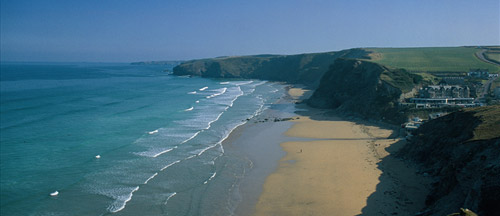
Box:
136 46 500 215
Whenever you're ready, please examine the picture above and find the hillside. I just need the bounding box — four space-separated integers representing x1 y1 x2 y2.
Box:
398 105 500 216
365 47 500 73
172 49 369 87
307 58 422 124
171 46 497 123
168 47 500 215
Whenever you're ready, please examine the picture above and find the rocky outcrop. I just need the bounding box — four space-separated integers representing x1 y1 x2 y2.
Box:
307 58 421 124
399 105 500 216
173 49 370 87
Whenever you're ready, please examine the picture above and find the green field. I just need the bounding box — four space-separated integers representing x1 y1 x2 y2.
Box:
365 47 500 73
485 52 500 63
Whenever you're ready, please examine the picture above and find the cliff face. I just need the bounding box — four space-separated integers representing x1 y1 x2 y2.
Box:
173 49 369 87
398 106 500 216
307 58 420 123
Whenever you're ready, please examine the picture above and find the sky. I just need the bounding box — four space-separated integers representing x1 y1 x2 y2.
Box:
1 0 499 62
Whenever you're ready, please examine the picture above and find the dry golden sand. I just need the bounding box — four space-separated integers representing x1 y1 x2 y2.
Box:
253 88 428 216
254 117 381 216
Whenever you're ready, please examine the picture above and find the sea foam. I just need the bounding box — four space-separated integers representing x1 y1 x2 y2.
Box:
204 172 217 184
165 192 177 205
206 88 227 99
160 160 181 171
107 186 140 213
144 173 158 184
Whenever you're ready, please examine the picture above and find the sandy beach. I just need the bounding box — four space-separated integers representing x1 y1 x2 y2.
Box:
252 88 430 216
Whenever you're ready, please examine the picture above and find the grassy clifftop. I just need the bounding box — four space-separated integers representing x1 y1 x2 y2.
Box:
365 47 500 73
172 47 498 86
173 49 369 86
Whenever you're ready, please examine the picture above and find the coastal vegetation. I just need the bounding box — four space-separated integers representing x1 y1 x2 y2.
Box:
173 48 370 87
171 46 499 215
399 105 500 215
365 47 500 73
484 47 500 65
307 58 421 124
172 46 500 123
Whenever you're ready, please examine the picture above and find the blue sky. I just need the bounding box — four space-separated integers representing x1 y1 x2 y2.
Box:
1 0 499 62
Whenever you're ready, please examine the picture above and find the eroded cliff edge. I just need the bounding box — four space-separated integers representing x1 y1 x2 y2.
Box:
398 105 500 216
171 48 499 215
307 58 421 124
173 48 369 87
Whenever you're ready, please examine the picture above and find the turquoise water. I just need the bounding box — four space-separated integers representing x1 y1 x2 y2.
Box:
0 63 286 215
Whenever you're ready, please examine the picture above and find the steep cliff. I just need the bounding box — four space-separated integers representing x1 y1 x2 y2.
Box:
398 105 500 216
173 49 369 87
307 58 421 123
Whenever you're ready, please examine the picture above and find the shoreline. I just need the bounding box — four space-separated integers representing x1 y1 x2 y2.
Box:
221 85 311 216
225 86 430 216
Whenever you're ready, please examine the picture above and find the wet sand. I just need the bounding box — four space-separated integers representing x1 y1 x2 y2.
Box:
224 89 299 216
252 87 429 216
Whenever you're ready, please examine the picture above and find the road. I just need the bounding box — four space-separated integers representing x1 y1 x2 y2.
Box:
479 76 499 101
475 49 500 66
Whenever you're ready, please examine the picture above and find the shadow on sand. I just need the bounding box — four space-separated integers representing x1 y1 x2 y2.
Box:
295 105 429 216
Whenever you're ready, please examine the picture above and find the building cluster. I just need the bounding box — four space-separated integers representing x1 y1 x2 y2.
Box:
419 85 470 98
410 84 474 108
467 69 499 79
467 69 490 78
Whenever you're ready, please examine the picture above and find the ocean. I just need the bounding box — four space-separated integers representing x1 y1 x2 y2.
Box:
0 62 287 215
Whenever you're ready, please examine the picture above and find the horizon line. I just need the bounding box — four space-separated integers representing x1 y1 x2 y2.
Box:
2 45 498 64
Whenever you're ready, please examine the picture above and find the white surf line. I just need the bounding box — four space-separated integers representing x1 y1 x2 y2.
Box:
148 129 159 135
199 86 208 91
204 111 225 130
253 80 267 87
186 154 197 160
180 131 202 145
152 147 177 158
234 80 254 86
228 86 244 108
109 186 140 213
184 107 194 111
197 114 247 157
187 91 197 94
160 160 181 171
206 87 227 99
164 192 177 205
144 173 158 184
197 144 217 156
203 172 217 184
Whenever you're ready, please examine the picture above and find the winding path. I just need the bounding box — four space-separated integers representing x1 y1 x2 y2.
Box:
475 49 500 66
